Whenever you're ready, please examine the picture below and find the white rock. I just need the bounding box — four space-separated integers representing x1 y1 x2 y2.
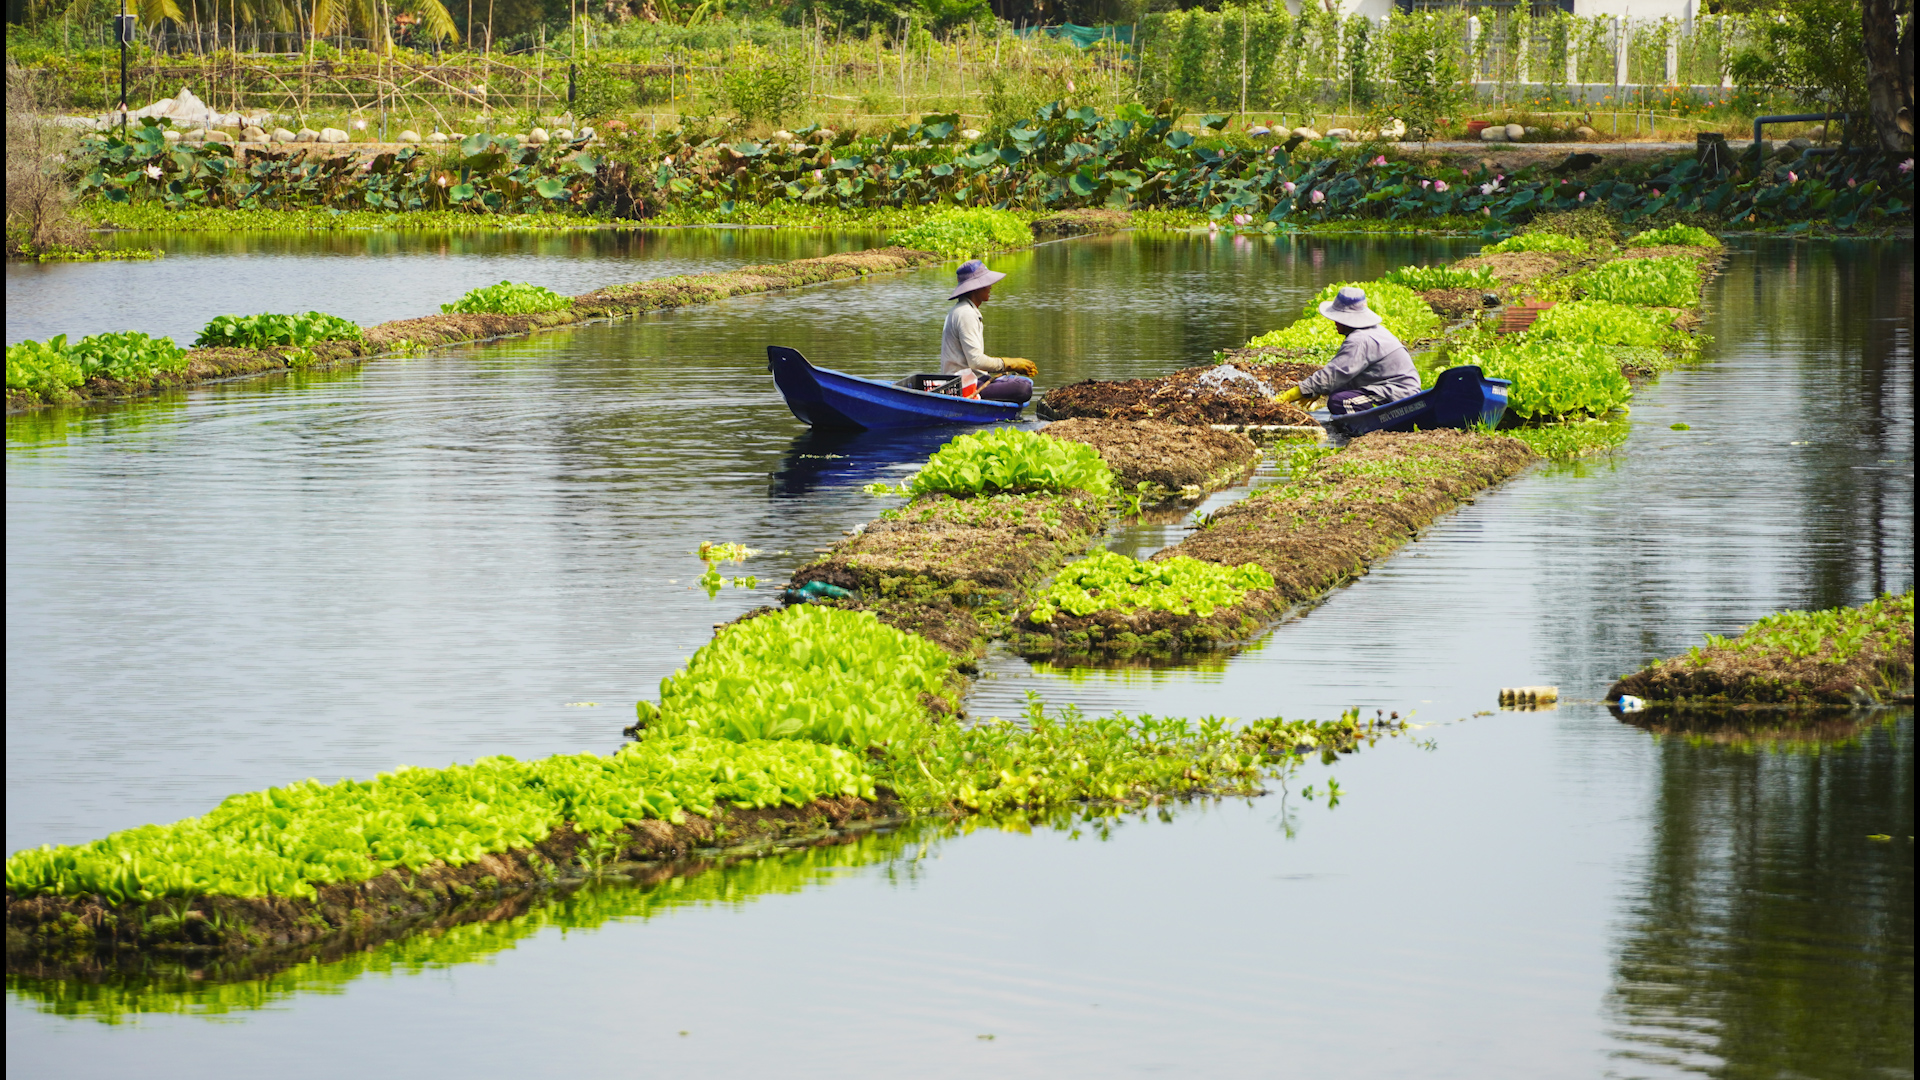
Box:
242 125 267 142
180 127 206 141
772 129 794 141
1290 126 1322 140
163 129 181 142
1480 125 1508 142
1574 126 1598 140
1379 118 1407 140
319 127 349 144
272 127 295 143
1505 123 1526 141
579 126 594 140
527 127 549 144
205 129 234 144
398 129 421 143
553 129 573 142
961 128 982 140
1247 125 1271 137
295 128 319 142
350 118 368 131
428 132 450 143
1325 127 1356 141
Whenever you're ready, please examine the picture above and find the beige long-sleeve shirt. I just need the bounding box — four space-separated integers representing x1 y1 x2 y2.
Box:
940 299 1005 376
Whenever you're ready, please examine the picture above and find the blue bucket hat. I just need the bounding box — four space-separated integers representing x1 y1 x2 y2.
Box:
948 259 1007 300
1318 286 1384 328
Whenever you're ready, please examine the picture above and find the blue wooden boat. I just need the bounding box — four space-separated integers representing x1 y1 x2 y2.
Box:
1322 365 1512 437
768 346 1023 430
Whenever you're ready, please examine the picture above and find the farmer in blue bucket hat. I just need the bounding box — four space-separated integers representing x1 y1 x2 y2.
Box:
941 259 1036 403
1276 286 1421 415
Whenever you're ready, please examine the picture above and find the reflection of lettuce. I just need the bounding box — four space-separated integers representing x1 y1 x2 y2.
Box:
6 822 944 1023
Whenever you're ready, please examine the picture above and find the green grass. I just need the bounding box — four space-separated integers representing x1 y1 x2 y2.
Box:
1627 223 1721 248
1507 416 1633 459
1687 592 1914 667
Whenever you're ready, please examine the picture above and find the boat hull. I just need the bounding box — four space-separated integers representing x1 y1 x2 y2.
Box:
1323 365 1512 437
769 346 1023 430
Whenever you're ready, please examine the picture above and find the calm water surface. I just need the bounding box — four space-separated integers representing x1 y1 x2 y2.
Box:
5 233 1912 1078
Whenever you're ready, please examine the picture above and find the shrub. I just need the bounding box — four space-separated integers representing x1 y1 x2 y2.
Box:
634 606 955 748
1027 550 1273 624
1446 340 1631 420
1243 279 1441 349
892 209 1034 259
1481 232 1587 255
1627 223 1721 248
1379 265 1500 292
2 735 876 903
194 311 363 350
5 331 188 395
905 427 1114 497
1571 255 1703 307
1524 301 1673 348
441 281 575 315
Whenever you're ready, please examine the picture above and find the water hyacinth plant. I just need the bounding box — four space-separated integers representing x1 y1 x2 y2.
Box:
441 280 575 315
891 209 1033 258
1687 592 1914 666
1243 279 1441 350
635 605 956 747
1627 224 1721 248
1027 550 1273 624
1378 265 1501 292
900 427 1115 498
1481 232 1590 255
194 311 363 350
4 331 189 395
1568 256 1705 307
2 735 876 903
1445 340 1632 420
1523 300 1675 348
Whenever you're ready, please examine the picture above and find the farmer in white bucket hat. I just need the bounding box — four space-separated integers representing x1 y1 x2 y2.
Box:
1276 285 1421 415
940 259 1036 403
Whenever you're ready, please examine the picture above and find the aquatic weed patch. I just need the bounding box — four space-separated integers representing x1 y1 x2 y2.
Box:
1627 224 1720 249
1379 265 1500 292
633 606 957 748
1564 255 1705 308
890 209 1033 258
890 427 1116 499
1243 280 1440 350
194 312 363 350
441 280 575 315
1609 593 1915 707
2 735 876 906
1481 232 1589 256
1523 301 1678 350
1027 551 1273 624
1445 340 1632 421
5 332 189 400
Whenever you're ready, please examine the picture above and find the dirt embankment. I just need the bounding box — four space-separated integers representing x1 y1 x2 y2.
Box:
1607 634 1914 708
5 794 894 971
1015 430 1537 657
7 247 947 412
1038 357 1320 427
785 490 1111 653
1042 419 1259 499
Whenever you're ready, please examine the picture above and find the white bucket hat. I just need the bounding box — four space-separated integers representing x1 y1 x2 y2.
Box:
1318 286 1384 328
948 259 1006 300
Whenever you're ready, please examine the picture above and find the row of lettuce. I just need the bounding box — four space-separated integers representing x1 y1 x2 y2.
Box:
75 103 1915 230
5 281 574 400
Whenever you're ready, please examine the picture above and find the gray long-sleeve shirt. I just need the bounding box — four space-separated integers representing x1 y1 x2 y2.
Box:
1296 325 1421 403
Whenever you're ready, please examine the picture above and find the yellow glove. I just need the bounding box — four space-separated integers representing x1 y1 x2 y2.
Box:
1277 386 1303 404
1001 357 1038 378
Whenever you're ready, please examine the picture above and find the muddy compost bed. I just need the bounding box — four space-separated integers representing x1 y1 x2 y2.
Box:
1013 430 1539 658
1037 355 1322 427
1041 419 1260 500
1607 635 1914 708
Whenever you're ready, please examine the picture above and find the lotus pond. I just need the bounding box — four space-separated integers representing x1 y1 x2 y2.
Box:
5 230 1912 1078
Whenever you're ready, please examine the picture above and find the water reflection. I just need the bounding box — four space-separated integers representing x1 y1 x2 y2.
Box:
1606 711 1914 1078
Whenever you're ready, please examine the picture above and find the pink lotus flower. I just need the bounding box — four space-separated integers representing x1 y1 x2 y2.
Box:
813 169 823 181
1848 178 1858 188
1282 181 1296 194
1371 155 1387 166
1420 179 1431 188
1232 213 1250 226
1479 182 1498 195
1433 180 1449 192
1483 207 1492 216
1787 171 1798 182
1309 189 1324 204
144 164 162 180
1901 158 1914 174
1577 191 1586 201
1461 168 1471 177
